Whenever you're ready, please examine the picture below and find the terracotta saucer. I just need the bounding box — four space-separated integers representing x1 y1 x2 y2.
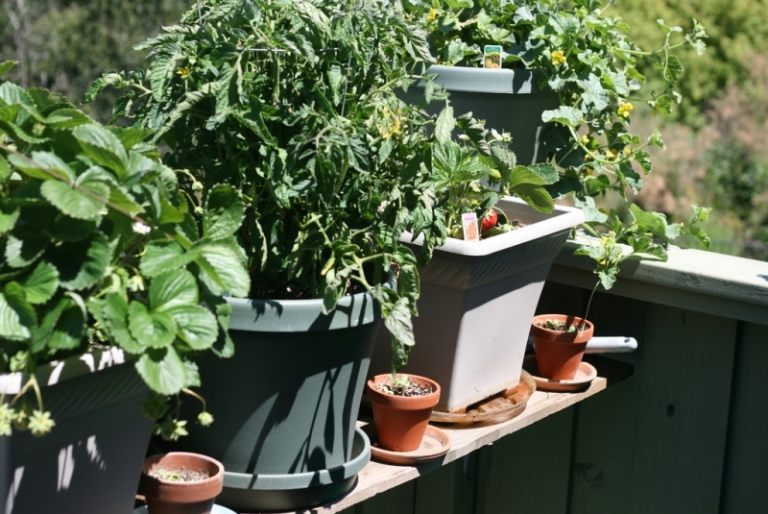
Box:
429 371 536 425
523 355 597 392
364 424 451 465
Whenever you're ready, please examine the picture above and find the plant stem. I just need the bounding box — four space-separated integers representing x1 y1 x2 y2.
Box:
579 278 601 332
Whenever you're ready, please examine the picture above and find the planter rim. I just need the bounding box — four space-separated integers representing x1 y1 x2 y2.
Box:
222 426 370 490
227 289 381 332
0 347 127 395
426 64 549 95
403 196 584 257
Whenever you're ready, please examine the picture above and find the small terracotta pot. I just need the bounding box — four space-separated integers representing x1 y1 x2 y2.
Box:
140 451 224 514
366 374 440 452
531 314 594 381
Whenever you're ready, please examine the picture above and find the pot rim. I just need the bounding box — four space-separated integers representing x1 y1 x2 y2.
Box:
366 373 441 408
531 314 594 344
143 451 225 487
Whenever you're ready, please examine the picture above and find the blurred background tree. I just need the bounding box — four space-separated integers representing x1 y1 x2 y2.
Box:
1 0 187 115
1 0 767 259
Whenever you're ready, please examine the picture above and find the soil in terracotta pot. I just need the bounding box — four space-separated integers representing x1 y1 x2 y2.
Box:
377 377 434 397
151 467 210 483
536 319 588 333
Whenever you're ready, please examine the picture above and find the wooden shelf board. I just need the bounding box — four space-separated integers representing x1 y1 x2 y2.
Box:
252 373 610 514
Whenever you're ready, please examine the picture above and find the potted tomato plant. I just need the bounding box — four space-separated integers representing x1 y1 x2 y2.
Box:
86 0 523 509
0 72 247 514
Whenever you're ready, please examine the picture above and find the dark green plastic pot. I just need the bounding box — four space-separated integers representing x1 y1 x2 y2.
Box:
179 291 381 511
0 349 153 514
406 65 559 165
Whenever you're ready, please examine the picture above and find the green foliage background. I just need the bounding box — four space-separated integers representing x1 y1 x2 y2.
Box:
2 0 767 259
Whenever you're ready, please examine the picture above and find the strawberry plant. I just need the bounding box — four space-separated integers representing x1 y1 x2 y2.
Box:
0 66 249 439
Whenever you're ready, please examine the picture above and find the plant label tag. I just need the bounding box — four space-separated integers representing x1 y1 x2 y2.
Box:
462 212 480 241
483 45 502 69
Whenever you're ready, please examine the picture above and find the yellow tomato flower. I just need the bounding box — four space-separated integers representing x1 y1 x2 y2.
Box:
623 145 633 157
618 101 634 118
551 50 567 66
605 148 618 160
580 134 590 146
176 66 191 79
427 8 439 23
378 106 403 140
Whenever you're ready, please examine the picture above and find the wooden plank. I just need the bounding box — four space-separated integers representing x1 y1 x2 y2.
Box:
565 292 645 514
475 408 574 514
413 457 476 514
549 244 768 327
620 305 736 514
353 481 415 514
264 376 609 514
720 321 768 514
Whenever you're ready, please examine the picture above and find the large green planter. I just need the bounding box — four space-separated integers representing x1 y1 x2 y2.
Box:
179 291 380 511
0 349 152 514
408 65 558 164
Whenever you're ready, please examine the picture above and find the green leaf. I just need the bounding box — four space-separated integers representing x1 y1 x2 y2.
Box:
165 304 218 350
383 297 415 348
0 155 10 181
203 184 244 240
135 347 187 395
50 216 98 242
513 185 554 212
21 261 59 304
629 203 670 240
57 234 112 290
41 177 109 220
44 108 91 129
542 106 583 127
0 82 34 108
140 243 190 278
194 244 250 297
128 301 177 349
574 196 608 223
5 233 46 268
577 74 609 111
107 184 143 216
435 106 455 145
0 291 30 341
0 208 19 235
72 124 128 176
149 269 199 312
83 73 126 103
507 164 558 188
148 53 179 102
0 61 16 78
212 300 234 358
0 119 45 144
47 299 86 351
8 151 75 181
328 64 343 105
88 294 144 353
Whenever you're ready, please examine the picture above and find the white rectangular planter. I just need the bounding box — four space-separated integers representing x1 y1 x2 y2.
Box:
371 197 584 412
